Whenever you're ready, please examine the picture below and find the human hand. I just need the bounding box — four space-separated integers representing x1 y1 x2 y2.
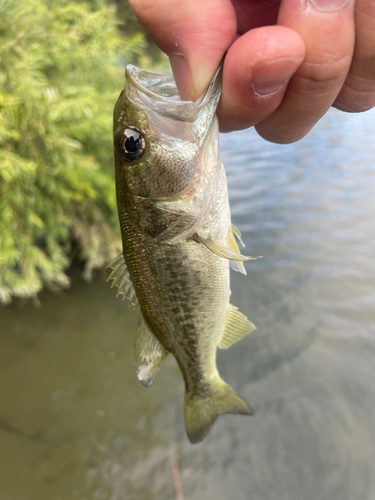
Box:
129 0 375 143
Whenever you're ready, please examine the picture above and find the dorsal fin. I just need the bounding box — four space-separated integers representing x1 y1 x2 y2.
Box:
134 313 168 387
107 253 137 306
218 303 256 349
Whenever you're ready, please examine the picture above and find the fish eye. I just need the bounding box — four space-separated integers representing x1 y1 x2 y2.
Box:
118 128 146 161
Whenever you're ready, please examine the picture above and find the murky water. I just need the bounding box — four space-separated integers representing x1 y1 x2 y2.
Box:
1 107 375 500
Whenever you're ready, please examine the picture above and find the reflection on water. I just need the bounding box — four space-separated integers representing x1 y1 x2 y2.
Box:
1 108 375 500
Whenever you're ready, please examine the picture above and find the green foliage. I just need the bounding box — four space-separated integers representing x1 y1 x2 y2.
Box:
0 0 167 304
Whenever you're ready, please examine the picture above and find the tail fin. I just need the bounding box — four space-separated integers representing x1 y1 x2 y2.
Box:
184 376 253 444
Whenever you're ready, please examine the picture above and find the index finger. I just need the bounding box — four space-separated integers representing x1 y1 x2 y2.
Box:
129 0 237 100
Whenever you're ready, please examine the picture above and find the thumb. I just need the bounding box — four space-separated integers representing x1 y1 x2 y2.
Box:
129 0 236 100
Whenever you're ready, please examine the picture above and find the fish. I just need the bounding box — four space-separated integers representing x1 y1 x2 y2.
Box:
108 63 261 443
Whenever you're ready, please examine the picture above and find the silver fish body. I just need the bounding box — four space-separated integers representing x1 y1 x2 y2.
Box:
109 64 260 443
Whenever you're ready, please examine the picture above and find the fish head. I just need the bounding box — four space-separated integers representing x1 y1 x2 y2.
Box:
113 64 222 201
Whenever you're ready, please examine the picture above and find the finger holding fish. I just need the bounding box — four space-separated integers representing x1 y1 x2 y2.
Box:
129 0 236 101
218 26 305 132
130 0 375 143
256 0 356 143
333 0 375 112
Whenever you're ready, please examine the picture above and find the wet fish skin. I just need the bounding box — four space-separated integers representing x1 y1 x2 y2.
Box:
111 64 258 443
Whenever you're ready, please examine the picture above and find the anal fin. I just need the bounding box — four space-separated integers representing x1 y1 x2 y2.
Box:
107 253 137 305
218 303 256 349
135 313 168 387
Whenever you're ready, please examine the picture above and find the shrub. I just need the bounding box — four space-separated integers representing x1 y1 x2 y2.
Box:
0 0 163 303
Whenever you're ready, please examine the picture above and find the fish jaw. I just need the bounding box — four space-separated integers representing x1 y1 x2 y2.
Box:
124 63 222 139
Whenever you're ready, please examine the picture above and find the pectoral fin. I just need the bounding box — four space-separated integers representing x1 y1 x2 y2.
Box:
107 253 137 305
130 196 197 244
135 313 168 388
142 201 195 242
218 303 256 349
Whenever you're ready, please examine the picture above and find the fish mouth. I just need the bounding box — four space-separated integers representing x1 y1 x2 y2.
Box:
125 66 181 101
125 64 222 123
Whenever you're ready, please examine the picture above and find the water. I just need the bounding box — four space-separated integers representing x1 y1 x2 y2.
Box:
1 108 375 500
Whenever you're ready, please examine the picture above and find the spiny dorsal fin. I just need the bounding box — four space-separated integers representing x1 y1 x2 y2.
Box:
218 303 256 349
107 253 137 306
195 233 262 266
135 313 168 388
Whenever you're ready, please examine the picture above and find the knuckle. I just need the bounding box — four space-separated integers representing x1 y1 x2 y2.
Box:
334 75 375 112
334 99 375 113
254 123 309 145
298 54 352 88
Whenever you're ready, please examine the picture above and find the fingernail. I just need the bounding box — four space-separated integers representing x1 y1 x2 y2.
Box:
250 58 302 97
169 54 193 101
308 0 350 11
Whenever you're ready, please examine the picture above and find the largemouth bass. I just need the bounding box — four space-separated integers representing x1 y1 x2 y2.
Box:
108 63 261 443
